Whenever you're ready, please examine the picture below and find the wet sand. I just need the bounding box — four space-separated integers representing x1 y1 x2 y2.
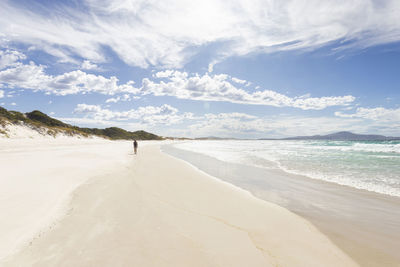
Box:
163 144 400 267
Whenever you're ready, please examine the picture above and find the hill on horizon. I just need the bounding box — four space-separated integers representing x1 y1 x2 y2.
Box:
0 107 163 140
276 131 400 141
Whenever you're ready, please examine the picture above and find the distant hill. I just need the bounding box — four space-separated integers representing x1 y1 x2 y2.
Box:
276 131 400 141
0 107 163 140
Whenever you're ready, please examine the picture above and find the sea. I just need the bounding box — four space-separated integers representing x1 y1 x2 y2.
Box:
163 139 400 265
172 140 400 198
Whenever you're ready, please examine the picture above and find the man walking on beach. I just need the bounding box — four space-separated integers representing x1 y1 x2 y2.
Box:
133 140 138 155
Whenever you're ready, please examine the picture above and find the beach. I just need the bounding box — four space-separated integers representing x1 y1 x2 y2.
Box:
0 138 134 261
0 139 357 266
163 141 400 267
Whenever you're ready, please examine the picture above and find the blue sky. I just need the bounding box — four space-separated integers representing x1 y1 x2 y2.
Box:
0 0 399 138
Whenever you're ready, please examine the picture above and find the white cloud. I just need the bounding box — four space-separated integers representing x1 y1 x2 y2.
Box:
0 90 3 98
10 102 16 106
335 107 400 122
0 57 354 110
60 107 400 138
231 77 252 87
57 117 113 126
105 97 118 103
57 116 155 133
0 0 399 68
74 103 195 125
154 70 174 78
105 94 133 103
69 106 381 138
81 60 99 70
208 63 214 73
0 62 138 95
0 60 354 110
205 113 257 120
144 71 355 110
186 112 400 138
0 50 26 70
231 77 247 84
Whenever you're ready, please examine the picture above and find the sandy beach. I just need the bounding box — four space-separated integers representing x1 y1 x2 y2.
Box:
0 139 357 266
0 138 134 261
164 143 400 267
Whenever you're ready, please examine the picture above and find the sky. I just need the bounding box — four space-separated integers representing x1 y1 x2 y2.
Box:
0 0 399 138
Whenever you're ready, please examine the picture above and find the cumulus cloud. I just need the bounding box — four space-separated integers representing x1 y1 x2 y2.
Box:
231 77 247 84
0 50 26 70
153 70 175 78
0 58 355 110
0 62 138 95
74 103 195 125
186 112 400 138
205 113 257 120
144 70 355 110
335 107 400 122
208 63 215 73
70 105 385 138
0 90 4 98
187 112 267 137
0 0 399 68
81 60 100 70
105 94 135 103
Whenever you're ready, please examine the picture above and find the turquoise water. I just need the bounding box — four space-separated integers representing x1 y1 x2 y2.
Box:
174 140 400 197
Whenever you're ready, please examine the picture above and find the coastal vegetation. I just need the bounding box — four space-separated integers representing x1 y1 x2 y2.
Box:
0 107 163 140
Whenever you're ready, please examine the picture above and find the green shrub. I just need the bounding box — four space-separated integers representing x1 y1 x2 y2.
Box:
0 107 163 140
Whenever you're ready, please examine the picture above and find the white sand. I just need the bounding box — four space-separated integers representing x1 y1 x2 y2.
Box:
0 121 91 139
0 141 358 266
0 138 134 260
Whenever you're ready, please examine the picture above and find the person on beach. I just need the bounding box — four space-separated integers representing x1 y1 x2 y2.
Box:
133 139 138 155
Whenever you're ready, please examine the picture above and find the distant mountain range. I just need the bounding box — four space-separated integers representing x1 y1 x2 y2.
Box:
193 132 400 141
268 131 400 141
0 107 163 140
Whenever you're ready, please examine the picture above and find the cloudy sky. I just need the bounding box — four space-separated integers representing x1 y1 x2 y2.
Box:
0 0 399 138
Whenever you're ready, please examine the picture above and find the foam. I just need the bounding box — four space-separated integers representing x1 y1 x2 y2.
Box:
173 140 400 198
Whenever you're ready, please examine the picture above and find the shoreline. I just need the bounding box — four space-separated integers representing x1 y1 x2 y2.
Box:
1 143 357 266
162 144 400 267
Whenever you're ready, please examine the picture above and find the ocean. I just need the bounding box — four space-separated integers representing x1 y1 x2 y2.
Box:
173 140 400 197
163 140 400 266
